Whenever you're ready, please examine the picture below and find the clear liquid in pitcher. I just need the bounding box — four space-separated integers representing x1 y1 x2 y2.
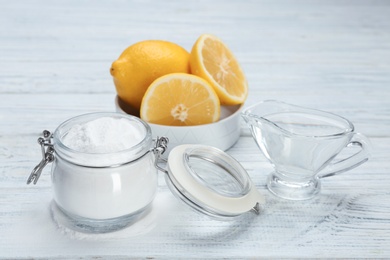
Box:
251 111 351 180
242 100 370 200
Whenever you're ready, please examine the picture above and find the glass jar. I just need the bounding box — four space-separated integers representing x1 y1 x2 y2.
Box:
28 112 166 233
28 112 264 233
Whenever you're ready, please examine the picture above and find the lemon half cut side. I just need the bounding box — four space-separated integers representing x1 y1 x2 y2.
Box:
190 34 248 105
140 73 220 126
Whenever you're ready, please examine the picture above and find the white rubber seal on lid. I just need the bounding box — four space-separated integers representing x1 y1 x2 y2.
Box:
166 144 265 217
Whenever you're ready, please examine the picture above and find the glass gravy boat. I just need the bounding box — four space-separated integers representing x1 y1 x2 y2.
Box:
242 100 371 200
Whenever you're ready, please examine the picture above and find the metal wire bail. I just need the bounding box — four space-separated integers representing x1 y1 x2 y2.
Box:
152 136 169 174
27 130 55 185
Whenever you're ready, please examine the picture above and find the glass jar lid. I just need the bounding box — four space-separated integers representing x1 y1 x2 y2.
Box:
165 144 264 219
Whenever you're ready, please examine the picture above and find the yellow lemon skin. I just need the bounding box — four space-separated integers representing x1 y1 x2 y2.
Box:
110 40 190 110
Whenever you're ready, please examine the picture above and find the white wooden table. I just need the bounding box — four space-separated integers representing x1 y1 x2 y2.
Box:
1 0 389 258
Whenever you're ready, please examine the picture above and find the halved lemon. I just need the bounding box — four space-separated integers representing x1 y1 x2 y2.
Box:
140 73 220 126
190 34 248 105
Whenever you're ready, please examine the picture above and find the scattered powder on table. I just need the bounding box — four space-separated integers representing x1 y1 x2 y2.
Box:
62 117 144 153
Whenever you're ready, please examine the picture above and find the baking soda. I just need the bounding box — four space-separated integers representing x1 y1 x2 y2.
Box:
52 114 157 223
63 117 144 153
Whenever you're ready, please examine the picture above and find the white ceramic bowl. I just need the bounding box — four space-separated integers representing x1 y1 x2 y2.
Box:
114 96 242 153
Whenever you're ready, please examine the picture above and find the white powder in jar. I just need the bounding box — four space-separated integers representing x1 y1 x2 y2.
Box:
62 116 145 153
52 115 157 222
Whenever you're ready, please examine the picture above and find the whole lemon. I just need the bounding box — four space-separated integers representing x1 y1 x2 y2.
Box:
110 40 190 110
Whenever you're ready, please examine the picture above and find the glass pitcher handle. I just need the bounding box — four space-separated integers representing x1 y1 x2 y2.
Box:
318 133 371 179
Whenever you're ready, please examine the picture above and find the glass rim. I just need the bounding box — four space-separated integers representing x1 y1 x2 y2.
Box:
242 100 355 138
53 112 152 166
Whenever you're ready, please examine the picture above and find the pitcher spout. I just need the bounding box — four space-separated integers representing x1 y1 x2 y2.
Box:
241 110 269 134
241 110 261 126
241 100 287 131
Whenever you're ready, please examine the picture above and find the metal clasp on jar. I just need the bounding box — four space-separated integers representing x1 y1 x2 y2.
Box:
27 130 55 185
152 136 169 174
